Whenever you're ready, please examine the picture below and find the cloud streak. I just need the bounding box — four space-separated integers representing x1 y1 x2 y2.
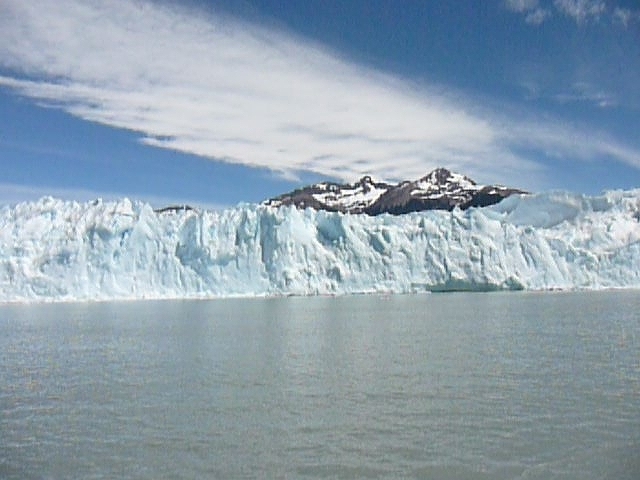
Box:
505 0 552 25
554 0 606 24
613 7 640 27
0 0 639 189
553 81 618 108
508 0 640 26
505 0 542 12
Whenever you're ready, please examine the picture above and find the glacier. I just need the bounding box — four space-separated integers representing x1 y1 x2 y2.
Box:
1 190 640 302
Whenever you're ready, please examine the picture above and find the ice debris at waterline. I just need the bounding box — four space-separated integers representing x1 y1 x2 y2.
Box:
1 191 640 302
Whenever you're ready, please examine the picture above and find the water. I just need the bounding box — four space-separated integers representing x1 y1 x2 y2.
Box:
1 291 639 479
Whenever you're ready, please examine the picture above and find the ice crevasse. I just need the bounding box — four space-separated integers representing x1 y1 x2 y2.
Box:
1 190 640 302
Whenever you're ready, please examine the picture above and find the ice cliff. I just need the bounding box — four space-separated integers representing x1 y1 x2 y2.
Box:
1 190 640 302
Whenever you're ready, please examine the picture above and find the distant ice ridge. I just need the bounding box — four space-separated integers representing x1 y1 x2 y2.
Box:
1 190 640 302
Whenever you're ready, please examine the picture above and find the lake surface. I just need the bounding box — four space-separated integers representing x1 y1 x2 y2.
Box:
1 291 639 479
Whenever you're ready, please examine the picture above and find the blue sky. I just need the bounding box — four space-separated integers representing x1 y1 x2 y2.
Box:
1 0 639 208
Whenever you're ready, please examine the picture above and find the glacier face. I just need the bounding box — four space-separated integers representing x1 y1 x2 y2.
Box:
1 190 640 302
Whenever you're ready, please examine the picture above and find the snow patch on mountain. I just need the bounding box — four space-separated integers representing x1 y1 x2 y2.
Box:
266 168 525 215
410 170 479 198
310 176 390 211
2 190 640 303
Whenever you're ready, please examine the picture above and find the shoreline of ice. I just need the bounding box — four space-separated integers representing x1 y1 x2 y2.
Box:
2 189 640 303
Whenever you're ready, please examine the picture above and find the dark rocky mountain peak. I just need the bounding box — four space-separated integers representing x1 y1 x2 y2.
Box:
264 168 526 215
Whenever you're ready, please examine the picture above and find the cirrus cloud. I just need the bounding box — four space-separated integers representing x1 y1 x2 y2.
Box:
505 0 542 12
554 0 606 24
613 7 640 27
505 0 552 25
0 0 639 189
508 0 639 26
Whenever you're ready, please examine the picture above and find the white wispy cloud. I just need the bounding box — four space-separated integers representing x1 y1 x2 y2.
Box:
554 81 618 108
613 7 640 27
553 0 606 24
505 0 541 12
508 0 639 26
0 0 638 190
505 0 552 25
503 120 640 170
526 8 553 24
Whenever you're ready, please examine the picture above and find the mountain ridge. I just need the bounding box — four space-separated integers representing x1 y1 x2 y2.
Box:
264 168 526 215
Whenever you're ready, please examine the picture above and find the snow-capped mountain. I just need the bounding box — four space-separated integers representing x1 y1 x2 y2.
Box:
264 175 393 214
2 189 640 303
265 168 525 214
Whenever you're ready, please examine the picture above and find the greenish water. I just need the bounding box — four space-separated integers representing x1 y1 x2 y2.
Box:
1 291 639 479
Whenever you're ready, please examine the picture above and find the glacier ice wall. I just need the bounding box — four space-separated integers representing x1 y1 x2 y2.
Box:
1 190 640 302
